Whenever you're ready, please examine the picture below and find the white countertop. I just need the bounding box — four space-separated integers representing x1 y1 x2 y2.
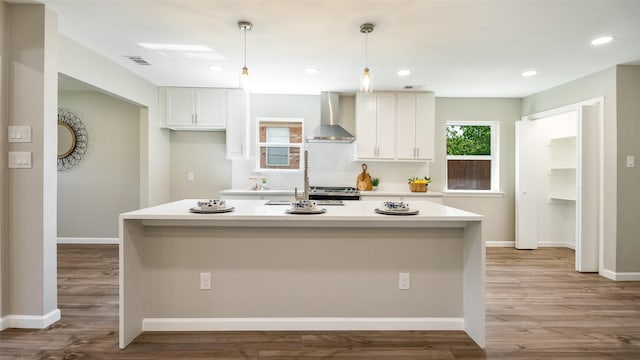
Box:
219 189 443 197
121 199 481 227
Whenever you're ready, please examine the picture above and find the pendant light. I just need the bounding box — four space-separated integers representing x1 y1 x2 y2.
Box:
360 23 374 93
238 20 253 92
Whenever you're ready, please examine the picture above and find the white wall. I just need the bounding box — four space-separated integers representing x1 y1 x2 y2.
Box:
58 91 140 238
169 131 230 200
433 98 520 243
57 34 169 207
228 94 428 193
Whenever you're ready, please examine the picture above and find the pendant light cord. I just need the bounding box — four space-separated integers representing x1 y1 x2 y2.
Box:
243 26 247 68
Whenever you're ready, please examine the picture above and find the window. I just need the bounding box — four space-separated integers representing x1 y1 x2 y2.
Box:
257 118 303 170
446 121 499 191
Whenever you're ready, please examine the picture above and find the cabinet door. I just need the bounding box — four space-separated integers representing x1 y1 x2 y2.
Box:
414 93 435 160
375 93 396 159
226 90 248 159
395 93 417 159
515 119 539 249
195 89 226 128
166 88 195 126
356 93 378 158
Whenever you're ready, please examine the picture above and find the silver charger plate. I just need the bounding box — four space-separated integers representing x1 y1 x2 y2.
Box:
375 208 419 216
189 207 235 214
286 208 327 215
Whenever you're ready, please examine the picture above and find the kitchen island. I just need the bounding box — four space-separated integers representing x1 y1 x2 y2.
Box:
119 199 484 349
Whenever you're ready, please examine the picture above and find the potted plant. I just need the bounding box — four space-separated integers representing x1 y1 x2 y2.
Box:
371 177 379 191
408 176 431 192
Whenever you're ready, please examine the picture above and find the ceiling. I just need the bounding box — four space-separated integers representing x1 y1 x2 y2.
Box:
41 0 640 97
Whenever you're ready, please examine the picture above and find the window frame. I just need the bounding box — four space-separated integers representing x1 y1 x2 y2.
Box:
445 121 500 193
256 117 304 172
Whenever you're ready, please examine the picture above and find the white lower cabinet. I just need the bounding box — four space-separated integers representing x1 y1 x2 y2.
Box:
356 91 435 161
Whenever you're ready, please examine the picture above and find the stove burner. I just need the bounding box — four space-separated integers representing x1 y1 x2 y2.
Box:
308 186 360 200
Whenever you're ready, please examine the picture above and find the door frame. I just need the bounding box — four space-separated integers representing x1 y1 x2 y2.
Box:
518 97 604 272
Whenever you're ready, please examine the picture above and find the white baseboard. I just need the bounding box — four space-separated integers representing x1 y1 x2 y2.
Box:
142 317 464 332
486 241 515 247
600 269 640 281
1 309 60 329
538 241 576 250
57 237 119 245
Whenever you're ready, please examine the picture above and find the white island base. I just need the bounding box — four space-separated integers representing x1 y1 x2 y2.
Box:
119 200 484 349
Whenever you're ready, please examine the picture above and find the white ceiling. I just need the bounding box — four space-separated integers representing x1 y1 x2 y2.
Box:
42 0 640 97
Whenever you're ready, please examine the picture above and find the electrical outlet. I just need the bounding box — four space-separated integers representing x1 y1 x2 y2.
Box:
199 272 211 290
399 272 411 290
188 172 195 181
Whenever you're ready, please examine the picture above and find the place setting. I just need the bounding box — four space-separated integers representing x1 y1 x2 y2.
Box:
189 199 235 213
375 201 419 216
286 200 327 215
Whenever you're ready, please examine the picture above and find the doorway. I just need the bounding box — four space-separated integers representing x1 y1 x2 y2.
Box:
516 98 603 272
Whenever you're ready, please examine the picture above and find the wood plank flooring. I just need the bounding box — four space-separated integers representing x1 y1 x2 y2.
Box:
1 245 639 359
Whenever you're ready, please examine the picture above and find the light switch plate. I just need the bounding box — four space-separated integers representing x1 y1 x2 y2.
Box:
627 155 635 168
8 151 32 169
8 126 32 143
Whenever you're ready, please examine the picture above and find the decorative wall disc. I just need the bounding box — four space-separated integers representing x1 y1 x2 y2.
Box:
57 108 88 171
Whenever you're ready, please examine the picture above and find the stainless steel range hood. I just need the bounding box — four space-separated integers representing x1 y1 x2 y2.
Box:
306 92 355 143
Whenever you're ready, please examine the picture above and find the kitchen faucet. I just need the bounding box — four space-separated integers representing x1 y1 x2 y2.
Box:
294 150 309 201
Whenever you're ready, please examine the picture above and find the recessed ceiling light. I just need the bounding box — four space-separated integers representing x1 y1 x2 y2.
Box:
591 36 614 46
522 70 537 77
397 69 411 76
305 67 319 74
138 43 213 52
209 65 223 71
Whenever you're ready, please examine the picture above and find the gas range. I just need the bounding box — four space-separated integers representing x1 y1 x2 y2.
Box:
308 186 361 201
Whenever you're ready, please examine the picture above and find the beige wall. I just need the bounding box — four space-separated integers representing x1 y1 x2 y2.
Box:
615 65 640 272
0 0 7 320
169 131 230 200
434 98 521 243
5 3 58 321
58 91 140 238
520 66 632 273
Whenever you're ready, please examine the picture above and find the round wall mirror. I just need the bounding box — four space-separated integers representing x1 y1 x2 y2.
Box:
57 108 88 171
58 122 76 158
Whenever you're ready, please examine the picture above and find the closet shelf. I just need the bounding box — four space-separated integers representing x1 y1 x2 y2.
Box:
548 195 576 202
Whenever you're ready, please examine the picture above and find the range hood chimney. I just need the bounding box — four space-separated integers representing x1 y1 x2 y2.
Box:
306 92 355 143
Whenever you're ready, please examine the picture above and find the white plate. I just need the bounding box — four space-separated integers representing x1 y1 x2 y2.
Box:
286 208 327 215
382 207 410 212
189 206 235 214
375 208 419 216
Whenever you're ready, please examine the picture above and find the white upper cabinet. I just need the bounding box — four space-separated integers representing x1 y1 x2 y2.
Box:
356 92 396 159
396 92 435 160
164 87 227 130
356 91 435 161
225 89 249 159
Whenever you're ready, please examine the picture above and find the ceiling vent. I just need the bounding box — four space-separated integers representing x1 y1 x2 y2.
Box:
124 56 151 65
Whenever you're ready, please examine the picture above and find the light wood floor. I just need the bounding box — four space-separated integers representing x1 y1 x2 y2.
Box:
1 245 639 359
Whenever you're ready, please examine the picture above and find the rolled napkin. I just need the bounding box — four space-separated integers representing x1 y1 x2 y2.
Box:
291 200 317 211
383 201 410 211
197 199 226 210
